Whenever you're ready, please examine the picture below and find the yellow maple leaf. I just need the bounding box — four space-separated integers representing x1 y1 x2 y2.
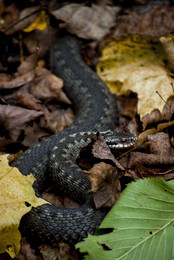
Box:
97 35 174 119
23 10 48 32
0 154 47 258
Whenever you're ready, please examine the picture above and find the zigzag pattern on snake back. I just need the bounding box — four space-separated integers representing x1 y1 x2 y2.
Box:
11 35 136 245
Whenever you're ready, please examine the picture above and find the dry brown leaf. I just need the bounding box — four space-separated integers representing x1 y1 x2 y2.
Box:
0 70 35 89
0 3 19 34
22 123 48 147
23 27 55 58
92 133 124 171
112 2 174 37
85 162 121 209
17 238 37 260
127 132 174 168
135 120 174 148
17 93 43 111
17 50 38 75
12 6 40 33
29 68 70 104
39 243 78 260
0 104 43 141
160 34 174 70
52 4 120 40
0 154 46 258
141 94 174 130
47 108 74 134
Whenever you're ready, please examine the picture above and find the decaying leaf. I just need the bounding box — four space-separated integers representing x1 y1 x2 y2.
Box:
7 6 41 34
136 120 174 147
112 2 174 37
0 104 43 141
52 4 120 40
17 47 39 74
97 35 174 123
48 108 74 134
0 70 35 89
85 162 121 209
83 134 126 209
22 123 48 147
126 132 174 168
17 93 43 111
160 34 174 70
29 68 70 104
0 154 47 258
92 133 124 171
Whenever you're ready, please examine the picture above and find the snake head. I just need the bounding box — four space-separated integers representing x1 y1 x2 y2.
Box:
101 130 137 149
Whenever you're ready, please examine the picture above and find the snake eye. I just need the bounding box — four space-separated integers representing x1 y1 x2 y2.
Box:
121 138 127 143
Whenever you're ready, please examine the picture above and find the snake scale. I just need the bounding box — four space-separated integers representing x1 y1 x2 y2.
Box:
11 35 136 245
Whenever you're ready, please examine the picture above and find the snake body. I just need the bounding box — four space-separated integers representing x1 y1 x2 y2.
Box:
12 36 136 244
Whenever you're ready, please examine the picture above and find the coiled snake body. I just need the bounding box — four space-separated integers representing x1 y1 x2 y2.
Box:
12 36 136 244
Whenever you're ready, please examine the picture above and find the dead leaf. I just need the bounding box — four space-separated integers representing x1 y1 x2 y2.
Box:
23 10 48 32
17 93 43 111
0 70 35 89
52 4 120 40
0 137 13 152
135 120 174 148
17 48 39 75
23 27 55 58
22 123 48 147
112 2 174 37
142 96 174 129
127 132 174 168
92 133 124 171
11 6 41 33
0 3 20 34
97 35 174 123
0 154 46 258
39 243 78 260
29 68 70 104
0 104 43 141
48 108 74 134
85 162 121 209
160 34 174 70
17 238 37 260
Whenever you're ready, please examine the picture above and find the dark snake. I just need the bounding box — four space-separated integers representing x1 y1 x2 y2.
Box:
11 36 136 245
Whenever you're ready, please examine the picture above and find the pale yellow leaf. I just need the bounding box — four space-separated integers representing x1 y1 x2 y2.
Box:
97 35 174 119
113 63 174 118
0 154 47 258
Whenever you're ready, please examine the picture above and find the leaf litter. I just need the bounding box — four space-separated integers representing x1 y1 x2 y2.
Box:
0 0 174 259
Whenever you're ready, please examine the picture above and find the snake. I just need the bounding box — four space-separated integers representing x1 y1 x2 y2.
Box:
11 35 136 245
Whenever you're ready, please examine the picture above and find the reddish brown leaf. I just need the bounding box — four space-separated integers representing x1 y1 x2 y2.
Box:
17 93 43 111
85 162 121 209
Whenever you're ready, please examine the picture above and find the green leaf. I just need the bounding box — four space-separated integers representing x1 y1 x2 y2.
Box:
76 178 174 260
